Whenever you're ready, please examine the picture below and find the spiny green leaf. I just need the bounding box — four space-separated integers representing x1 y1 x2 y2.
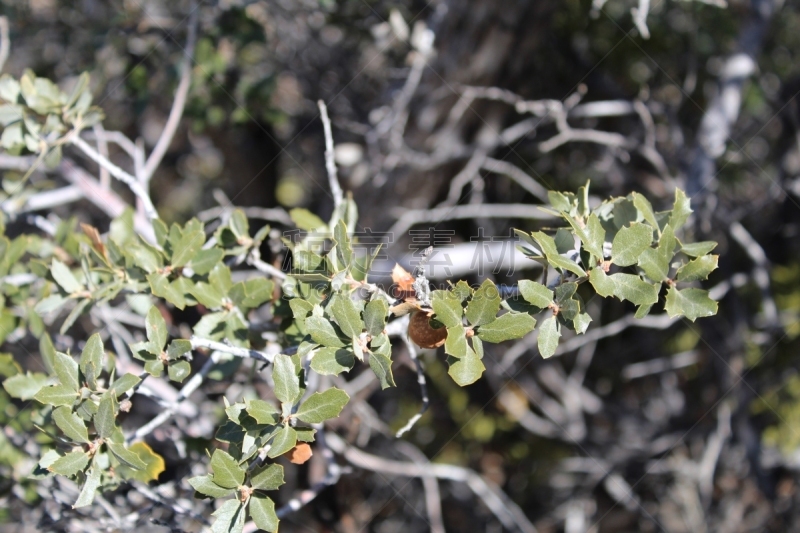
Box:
94 395 117 439
251 463 284 491
73 464 101 508
304 316 346 348
610 273 659 306
211 499 245 533
680 241 717 257
80 333 104 386
210 449 246 489
665 287 718 321
267 426 298 458
51 259 83 293
34 384 78 407
669 189 692 231
188 474 234 498
272 354 301 406
168 360 191 382
190 281 224 308
148 272 186 309
229 278 274 309
246 399 281 425
53 406 89 443
447 349 485 386
517 279 554 309
676 255 718 282
48 451 89 477
611 223 653 267
333 220 353 270
107 442 147 470
368 348 395 389
170 228 205 268
330 294 364 338
54 352 79 392
295 388 349 423
531 231 587 276
431 290 463 328
466 279 501 327
167 339 192 360
2 371 48 400
363 298 388 337
632 192 659 230
477 312 536 343
145 307 167 354
249 495 279 532
638 225 676 282
310 347 355 376
563 213 604 258
190 247 224 275
444 324 470 358
108 373 141 397
289 208 326 231
573 312 592 334
538 315 561 358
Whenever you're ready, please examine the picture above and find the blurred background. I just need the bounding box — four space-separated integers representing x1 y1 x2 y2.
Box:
3 0 800 531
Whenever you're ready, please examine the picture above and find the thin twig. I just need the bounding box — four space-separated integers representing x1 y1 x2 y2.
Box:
142 6 199 182
396 325 430 438
326 432 538 533
92 124 111 189
0 16 9 73
70 135 159 220
189 336 279 364
318 100 344 211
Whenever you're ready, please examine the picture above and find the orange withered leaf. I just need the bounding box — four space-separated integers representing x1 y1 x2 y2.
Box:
80 223 108 263
287 443 313 465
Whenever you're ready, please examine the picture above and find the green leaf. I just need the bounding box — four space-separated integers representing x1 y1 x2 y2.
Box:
363 299 388 337
669 189 692 231
146 306 168 351
295 388 349 423
171 228 205 268
144 359 165 377
447 349 485 386
531 231 586 276
74 465 101 508
333 220 353 270
538 316 561 358
466 279 501 326
148 272 186 309
54 352 79 392
664 287 718 321
48 451 89 477
638 225 676 282
190 248 224 275
611 223 653 267
251 463 284 491
477 312 536 343
108 373 141 397
272 354 301 406
267 426 297 458
246 399 281 425
368 349 395 389
107 442 147 470
34 294 67 315
34 384 78 407
3 371 48 399
188 474 234 498
563 213 604 258
94 395 117 439
330 294 364 338
305 316 346 348
168 360 191 382
444 324 470 358
117 442 165 482
295 427 316 442
211 499 245 533
289 208 326 231
53 406 89 443
191 282 224 308
249 495 279 532
573 312 592 334
80 333 104 387
610 273 659 306
431 290 463 328
518 279 553 308
210 449 246 489
680 241 717 257
229 278 274 309
310 347 355 376
588 268 615 298
676 255 718 282
167 339 193 360
51 259 83 293
632 192 659 230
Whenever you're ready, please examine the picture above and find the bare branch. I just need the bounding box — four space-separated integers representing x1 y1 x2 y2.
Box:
0 16 9 73
318 100 344 211
388 203 555 238
142 6 199 182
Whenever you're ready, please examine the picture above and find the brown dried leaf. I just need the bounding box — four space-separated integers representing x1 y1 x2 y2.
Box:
287 443 313 465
